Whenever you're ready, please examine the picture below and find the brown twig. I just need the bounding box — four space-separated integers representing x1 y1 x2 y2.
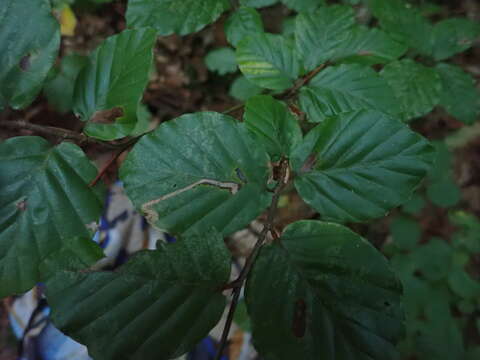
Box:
0 119 90 143
89 148 127 187
276 63 327 100
214 158 290 360
222 63 327 118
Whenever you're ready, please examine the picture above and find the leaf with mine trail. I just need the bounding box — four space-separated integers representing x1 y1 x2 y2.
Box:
47 230 231 360
73 28 156 140
246 220 405 360
291 110 435 223
0 0 60 110
0 136 105 298
120 112 272 236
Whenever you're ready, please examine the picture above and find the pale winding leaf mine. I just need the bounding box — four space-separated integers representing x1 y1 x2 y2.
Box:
141 179 241 224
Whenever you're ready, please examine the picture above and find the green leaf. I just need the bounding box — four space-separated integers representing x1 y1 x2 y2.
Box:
73 28 157 140
281 0 325 12
414 238 452 281
448 267 480 300
244 95 302 160
436 63 480 125
126 0 230 36
47 230 231 360
237 33 301 90
295 6 406 70
380 60 442 121
0 0 60 110
39 236 105 280
205 47 237 75
426 178 461 208
240 0 277 7
44 54 88 114
366 0 433 56
291 110 435 223
390 215 421 251
299 64 400 123
234 299 251 332
225 7 264 47
431 18 480 61
330 27 408 66
295 5 355 71
449 210 480 253
0 136 105 298
246 220 404 360
120 112 272 236
402 193 425 215
229 75 263 101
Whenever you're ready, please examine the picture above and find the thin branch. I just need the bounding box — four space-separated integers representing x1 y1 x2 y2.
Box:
222 63 327 118
0 119 90 143
276 63 327 101
214 159 290 360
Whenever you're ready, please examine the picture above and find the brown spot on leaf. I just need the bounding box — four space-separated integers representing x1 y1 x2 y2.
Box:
292 298 307 338
19 54 31 71
16 199 27 211
90 107 124 124
357 51 373 57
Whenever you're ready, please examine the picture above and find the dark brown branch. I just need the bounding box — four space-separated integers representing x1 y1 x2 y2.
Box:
214 158 290 360
0 119 90 143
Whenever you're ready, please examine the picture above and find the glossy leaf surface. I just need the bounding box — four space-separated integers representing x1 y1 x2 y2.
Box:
120 112 272 236
246 220 404 360
0 137 105 297
292 110 435 223
47 231 231 360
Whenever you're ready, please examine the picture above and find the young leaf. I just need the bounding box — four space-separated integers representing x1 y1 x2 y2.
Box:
299 63 400 122
0 136 105 298
426 178 461 208
120 112 272 236
47 230 231 360
73 28 156 140
414 238 453 282
225 7 264 47
436 63 480 125
366 0 433 56
246 220 404 360
291 110 435 223
43 54 88 114
237 33 301 90
126 0 230 36
295 5 355 71
0 0 60 110
205 47 238 75
381 60 442 121
431 18 480 61
244 95 302 160
229 75 263 101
